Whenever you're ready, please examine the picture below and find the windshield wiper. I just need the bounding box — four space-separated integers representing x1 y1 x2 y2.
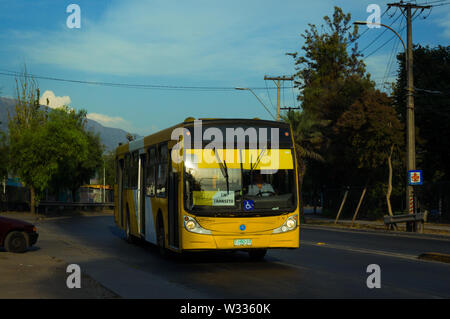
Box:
250 148 267 175
213 147 230 194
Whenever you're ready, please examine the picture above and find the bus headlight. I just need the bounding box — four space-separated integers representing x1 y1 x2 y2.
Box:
273 215 297 234
184 216 212 235
286 218 296 228
185 220 196 230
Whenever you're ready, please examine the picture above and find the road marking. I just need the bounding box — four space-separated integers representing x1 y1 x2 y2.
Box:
418 252 450 264
301 240 419 261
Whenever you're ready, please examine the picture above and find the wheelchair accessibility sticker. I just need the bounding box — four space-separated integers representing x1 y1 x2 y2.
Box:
244 200 254 211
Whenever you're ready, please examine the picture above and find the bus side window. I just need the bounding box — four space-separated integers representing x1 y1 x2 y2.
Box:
146 147 156 196
156 143 168 197
130 151 139 189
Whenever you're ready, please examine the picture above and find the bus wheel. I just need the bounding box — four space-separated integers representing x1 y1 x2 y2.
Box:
157 218 166 256
248 249 267 261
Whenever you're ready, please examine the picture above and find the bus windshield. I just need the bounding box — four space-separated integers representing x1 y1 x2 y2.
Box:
183 150 296 216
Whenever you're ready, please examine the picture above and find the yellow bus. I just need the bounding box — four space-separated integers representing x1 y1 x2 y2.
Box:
114 118 299 259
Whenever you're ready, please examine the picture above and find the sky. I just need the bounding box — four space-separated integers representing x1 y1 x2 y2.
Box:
0 0 449 136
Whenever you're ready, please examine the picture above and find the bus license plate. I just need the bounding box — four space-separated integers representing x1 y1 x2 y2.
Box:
234 239 252 246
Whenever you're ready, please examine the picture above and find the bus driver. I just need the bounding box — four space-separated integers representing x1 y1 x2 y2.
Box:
247 173 275 197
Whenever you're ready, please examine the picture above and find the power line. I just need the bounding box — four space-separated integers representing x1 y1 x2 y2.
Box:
347 7 390 46
381 15 405 90
0 68 295 92
291 85 297 108
429 1 450 6
264 75 294 121
359 12 402 54
264 80 276 111
416 0 446 4
364 13 422 59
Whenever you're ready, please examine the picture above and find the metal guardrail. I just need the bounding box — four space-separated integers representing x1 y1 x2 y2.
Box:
384 212 428 233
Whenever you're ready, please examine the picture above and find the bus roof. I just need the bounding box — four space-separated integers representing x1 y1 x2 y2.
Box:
116 118 291 156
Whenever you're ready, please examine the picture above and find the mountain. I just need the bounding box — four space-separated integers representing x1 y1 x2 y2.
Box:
0 96 138 151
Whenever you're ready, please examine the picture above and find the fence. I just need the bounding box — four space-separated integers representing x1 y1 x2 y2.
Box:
317 181 450 222
0 185 114 212
0 185 30 211
319 185 403 220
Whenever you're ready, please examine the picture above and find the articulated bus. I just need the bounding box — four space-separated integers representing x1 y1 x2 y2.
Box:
114 118 299 259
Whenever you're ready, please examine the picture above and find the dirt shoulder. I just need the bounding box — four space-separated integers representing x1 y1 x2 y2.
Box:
0 249 119 299
0 210 119 299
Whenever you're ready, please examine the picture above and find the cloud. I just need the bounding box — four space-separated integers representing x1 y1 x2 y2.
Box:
438 11 450 38
364 53 398 86
11 0 328 78
86 112 129 128
39 90 71 108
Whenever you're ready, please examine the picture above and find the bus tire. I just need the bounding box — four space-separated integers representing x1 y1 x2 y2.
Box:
4 231 29 253
157 216 166 256
248 249 267 261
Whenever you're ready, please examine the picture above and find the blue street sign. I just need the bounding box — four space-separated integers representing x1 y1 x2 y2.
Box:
408 170 423 185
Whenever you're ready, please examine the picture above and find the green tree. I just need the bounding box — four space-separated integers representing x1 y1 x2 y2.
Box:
335 89 404 217
98 151 116 188
47 107 103 201
0 124 8 201
282 111 324 222
9 72 103 214
293 7 375 188
394 45 450 182
290 6 405 219
8 73 47 214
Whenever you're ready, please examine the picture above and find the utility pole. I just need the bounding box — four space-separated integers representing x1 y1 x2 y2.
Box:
387 2 430 216
264 75 294 121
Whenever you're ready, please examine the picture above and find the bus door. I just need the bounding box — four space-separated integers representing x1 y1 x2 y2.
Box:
139 153 146 236
168 159 179 248
118 158 124 228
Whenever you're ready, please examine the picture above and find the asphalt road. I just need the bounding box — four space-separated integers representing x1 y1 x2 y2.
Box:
34 215 450 298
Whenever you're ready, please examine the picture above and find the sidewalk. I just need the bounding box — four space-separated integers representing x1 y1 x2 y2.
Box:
304 213 450 236
0 251 119 298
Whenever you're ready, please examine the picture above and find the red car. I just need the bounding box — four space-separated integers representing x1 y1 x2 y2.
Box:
0 216 39 253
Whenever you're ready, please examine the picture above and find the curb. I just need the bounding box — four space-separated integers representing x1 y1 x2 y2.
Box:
418 252 450 264
302 224 450 241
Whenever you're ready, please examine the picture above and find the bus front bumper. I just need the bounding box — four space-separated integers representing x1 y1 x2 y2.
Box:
181 227 299 250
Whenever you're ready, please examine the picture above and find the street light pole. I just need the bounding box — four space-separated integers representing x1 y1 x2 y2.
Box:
354 20 416 216
353 21 405 50
235 87 276 120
